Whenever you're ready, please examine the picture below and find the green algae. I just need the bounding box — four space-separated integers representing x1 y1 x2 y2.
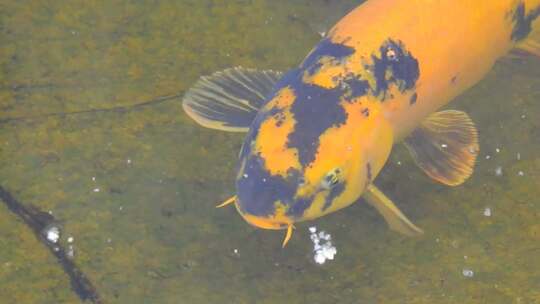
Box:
1 0 539 303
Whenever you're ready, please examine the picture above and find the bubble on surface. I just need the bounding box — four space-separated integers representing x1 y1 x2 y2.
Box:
309 227 337 265
44 226 61 244
462 268 474 278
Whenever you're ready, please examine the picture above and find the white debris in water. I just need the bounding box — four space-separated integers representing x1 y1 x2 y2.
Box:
441 143 448 148
309 227 337 265
45 226 60 243
518 171 524 177
462 268 474 278
485 155 491 160
521 114 526 119
93 188 100 193
495 148 500 153
483 207 492 217
517 153 521 161
67 245 75 259
495 166 503 176
396 161 401 166
92 177 96 181
67 236 74 243
127 159 132 164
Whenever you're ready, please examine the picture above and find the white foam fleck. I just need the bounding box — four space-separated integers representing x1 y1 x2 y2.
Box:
45 226 60 243
314 252 326 264
518 171 524 176
462 269 474 278
67 245 75 259
495 166 503 176
483 207 492 217
309 227 337 265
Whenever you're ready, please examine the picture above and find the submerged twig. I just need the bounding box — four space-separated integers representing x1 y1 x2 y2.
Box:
0 93 183 125
0 186 103 304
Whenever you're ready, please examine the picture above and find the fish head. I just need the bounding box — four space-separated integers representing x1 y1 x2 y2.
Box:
234 83 394 230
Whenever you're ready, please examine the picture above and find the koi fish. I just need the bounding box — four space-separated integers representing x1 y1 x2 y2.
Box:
183 0 540 247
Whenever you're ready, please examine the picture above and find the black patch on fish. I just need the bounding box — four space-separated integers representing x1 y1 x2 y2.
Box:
321 182 346 211
286 196 314 218
287 82 348 167
366 162 372 182
361 108 370 117
301 38 356 75
370 39 420 100
451 75 458 84
511 3 540 41
236 154 301 217
343 76 370 101
409 92 417 105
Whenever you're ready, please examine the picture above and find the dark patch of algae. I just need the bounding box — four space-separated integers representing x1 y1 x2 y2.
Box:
0 0 539 303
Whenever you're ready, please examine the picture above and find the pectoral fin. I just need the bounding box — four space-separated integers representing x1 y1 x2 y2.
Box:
403 110 479 186
363 184 423 236
182 67 282 132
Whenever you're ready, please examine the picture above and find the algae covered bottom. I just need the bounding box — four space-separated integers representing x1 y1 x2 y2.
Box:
0 1 539 303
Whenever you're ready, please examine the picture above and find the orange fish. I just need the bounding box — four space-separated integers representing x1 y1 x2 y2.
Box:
183 0 540 246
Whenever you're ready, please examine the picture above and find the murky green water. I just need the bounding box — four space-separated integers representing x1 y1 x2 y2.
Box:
1 1 539 303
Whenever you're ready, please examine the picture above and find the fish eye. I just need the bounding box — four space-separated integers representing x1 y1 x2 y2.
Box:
321 168 342 190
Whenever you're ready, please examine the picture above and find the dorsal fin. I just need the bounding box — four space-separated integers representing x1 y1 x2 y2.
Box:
182 67 282 132
403 110 479 186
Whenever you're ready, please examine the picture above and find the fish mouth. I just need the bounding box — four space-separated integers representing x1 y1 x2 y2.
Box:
234 202 291 230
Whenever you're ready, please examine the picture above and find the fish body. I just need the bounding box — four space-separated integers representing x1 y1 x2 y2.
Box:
183 0 540 245
326 0 539 140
